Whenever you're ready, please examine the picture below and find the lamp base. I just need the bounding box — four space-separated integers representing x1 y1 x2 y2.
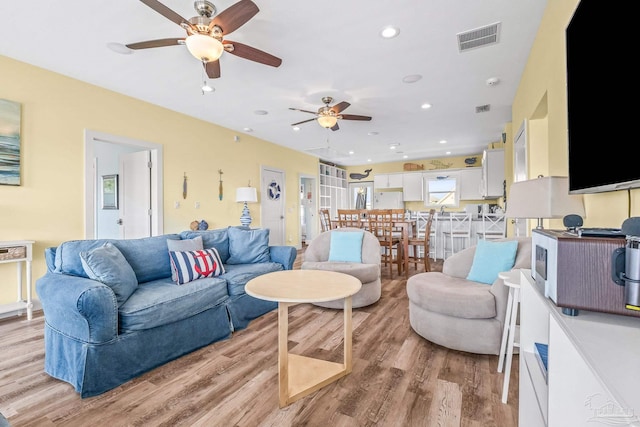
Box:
240 202 252 228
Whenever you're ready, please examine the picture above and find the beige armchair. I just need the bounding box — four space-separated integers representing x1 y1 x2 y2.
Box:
406 237 531 355
302 227 381 309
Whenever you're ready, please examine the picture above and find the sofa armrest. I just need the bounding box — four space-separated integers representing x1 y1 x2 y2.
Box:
442 245 477 278
36 272 118 344
269 246 297 270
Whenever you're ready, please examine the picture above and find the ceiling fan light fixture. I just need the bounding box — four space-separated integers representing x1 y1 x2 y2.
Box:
317 115 338 128
185 34 223 62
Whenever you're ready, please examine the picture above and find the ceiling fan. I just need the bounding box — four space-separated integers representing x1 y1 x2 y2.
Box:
126 0 282 79
289 97 372 131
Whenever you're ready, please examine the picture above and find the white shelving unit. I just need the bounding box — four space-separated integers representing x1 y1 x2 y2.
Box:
0 240 35 321
319 163 347 220
519 269 640 427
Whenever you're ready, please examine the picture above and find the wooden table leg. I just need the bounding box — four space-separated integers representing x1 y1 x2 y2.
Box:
278 302 290 408
343 296 353 373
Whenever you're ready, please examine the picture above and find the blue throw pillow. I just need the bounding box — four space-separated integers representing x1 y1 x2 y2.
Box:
466 239 518 285
328 231 364 263
226 227 271 264
80 242 138 306
169 248 225 284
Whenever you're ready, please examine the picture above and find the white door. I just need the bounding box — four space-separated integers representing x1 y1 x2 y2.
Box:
261 167 286 246
119 150 151 239
513 120 528 237
300 176 317 245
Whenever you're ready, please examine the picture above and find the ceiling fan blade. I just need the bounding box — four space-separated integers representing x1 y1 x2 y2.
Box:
126 38 184 50
139 0 197 32
331 101 350 114
330 122 340 131
289 108 318 115
225 41 282 67
210 0 259 35
204 60 221 79
291 118 317 126
340 114 372 121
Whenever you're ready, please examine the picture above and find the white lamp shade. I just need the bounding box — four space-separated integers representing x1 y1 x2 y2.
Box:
505 176 585 219
236 187 258 203
317 114 338 128
185 34 223 62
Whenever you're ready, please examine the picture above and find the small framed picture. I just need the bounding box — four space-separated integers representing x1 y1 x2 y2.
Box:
101 174 119 210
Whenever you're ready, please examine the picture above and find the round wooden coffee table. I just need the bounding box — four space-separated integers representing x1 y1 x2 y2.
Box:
246 270 361 407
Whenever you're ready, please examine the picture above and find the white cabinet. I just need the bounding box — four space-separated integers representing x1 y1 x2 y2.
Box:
373 173 403 189
402 173 423 201
458 168 483 200
319 163 347 219
519 270 640 427
479 149 505 199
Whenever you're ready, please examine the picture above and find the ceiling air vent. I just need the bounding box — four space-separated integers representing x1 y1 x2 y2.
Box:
457 22 501 52
476 104 491 113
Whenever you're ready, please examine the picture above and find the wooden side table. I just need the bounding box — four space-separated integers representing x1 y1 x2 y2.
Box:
497 269 521 404
0 240 35 320
246 270 361 407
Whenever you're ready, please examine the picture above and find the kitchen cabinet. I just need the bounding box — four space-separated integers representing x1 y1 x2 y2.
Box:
519 270 640 427
319 163 347 219
479 149 505 199
402 172 423 201
373 173 403 189
458 168 483 200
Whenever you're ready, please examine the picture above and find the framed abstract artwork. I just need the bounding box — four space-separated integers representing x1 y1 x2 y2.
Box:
0 99 21 186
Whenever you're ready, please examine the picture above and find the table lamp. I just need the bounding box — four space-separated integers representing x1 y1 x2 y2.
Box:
505 176 585 230
236 186 258 228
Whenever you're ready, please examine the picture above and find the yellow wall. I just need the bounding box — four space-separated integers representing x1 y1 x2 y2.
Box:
510 0 633 230
0 55 317 305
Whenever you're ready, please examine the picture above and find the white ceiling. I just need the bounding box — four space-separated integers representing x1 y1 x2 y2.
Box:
0 0 546 166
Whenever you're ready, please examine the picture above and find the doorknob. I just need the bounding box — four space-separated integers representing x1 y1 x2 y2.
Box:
280 215 284 219
117 219 123 225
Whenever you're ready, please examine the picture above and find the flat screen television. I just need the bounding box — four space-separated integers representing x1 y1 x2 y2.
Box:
566 0 636 194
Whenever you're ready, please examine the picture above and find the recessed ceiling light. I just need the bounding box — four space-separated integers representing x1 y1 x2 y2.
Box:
292 126 300 131
403 155 408 159
439 140 447 144
367 159 372 162
254 110 268 115
402 74 422 83
421 103 432 109
107 42 133 55
445 151 451 155
348 150 354 155
486 77 500 86
243 127 253 132
368 131 379 136
381 26 400 38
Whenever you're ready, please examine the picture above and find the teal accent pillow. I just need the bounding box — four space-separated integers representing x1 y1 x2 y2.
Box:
466 239 518 285
328 231 364 263
80 242 138 306
226 227 271 264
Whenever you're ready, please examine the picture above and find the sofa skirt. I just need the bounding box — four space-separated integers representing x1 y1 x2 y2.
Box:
44 303 232 398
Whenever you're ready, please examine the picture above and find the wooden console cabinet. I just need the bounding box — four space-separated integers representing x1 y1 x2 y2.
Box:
0 240 34 320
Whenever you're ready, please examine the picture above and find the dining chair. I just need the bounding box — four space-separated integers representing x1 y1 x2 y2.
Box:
319 209 333 232
337 209 366 228
367 209 403 277
407 209 436 272
442 212 473 258
477 213 506 240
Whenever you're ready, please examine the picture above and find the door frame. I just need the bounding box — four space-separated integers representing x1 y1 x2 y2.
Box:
84 129 164 239
512 119 528 236
298 173 317 246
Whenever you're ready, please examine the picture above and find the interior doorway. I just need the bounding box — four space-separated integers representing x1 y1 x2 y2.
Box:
84 129 164 239
512 119 528 236
260 166 286 246
348 181 374 210
299 174 317 247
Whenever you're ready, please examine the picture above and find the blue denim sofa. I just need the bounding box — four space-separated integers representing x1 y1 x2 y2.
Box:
36 227 297 398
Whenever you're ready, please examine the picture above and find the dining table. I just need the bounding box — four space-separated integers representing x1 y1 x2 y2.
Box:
330 216 416 279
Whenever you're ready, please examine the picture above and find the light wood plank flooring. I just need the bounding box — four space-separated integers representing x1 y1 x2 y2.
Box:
0 252 518 426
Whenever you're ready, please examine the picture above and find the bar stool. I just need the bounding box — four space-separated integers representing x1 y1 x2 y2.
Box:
497 269 521 404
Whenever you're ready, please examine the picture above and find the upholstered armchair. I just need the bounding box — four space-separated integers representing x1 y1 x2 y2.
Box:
301 227 381 309
406 237 531 355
